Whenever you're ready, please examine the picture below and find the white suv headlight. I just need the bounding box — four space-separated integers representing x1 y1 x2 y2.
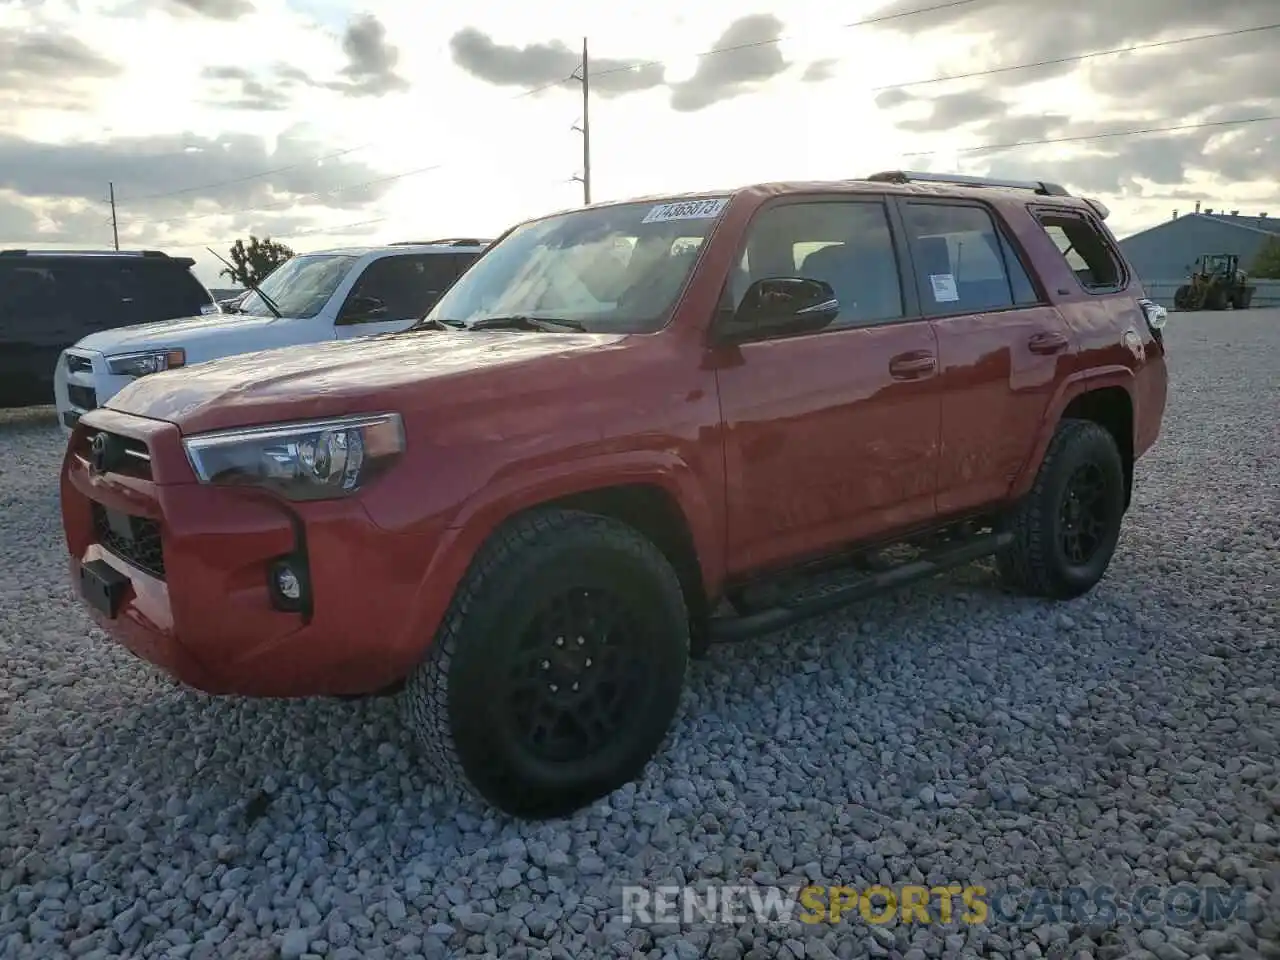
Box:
183 413 405 500
106 348 186 378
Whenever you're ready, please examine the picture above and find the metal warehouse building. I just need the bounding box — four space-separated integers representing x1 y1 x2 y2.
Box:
1117 204 1279 285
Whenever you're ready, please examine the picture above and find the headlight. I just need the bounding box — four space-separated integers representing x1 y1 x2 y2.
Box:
106 348 186 378
182 413 405 500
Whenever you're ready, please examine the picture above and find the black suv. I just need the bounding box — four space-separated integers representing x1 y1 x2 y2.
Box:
0 249 216 408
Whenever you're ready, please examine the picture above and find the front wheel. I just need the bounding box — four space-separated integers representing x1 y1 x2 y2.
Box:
997 419 1126 600
402 509 689 819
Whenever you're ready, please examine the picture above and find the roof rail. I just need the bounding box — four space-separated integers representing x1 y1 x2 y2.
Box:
865 170 1072 198
0 248 176 258
391 238 491 247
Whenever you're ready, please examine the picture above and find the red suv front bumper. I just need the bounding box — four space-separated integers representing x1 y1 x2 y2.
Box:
60 408 446 697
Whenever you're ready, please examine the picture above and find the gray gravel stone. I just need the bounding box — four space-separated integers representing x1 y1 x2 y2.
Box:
1 315 1278 958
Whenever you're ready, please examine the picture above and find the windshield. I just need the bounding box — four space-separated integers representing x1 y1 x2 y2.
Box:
237 254 360 318
423 197 731 333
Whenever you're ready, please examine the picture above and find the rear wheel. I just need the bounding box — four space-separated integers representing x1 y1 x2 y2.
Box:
997 419 1126 600
402 509 689 819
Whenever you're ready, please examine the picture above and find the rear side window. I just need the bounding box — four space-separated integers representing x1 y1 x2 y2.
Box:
448 252 482 278
131 262 214 318
0 260 134 334
1033 210 1125 292
902 203 1039 315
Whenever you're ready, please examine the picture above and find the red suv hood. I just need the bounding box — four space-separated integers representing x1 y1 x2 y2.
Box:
106 330 627 434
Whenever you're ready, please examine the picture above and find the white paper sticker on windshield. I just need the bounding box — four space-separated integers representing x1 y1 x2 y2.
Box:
929 273 959 303
641 198 730 224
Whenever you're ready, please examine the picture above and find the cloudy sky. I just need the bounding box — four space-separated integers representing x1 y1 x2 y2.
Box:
3 0 1277 287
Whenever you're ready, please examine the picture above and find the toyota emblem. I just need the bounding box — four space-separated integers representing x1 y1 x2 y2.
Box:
89 433 109 473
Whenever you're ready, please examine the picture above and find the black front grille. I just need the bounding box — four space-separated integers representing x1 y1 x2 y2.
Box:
92 503 165 579
66 354 93 375
67 384 97 410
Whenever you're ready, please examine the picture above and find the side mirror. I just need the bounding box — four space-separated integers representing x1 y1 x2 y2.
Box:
719 277 840 343
338 294 389 324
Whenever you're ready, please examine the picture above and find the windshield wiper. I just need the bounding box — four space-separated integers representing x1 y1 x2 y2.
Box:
466 314 587 332
408 316 465 331
204 246 284 319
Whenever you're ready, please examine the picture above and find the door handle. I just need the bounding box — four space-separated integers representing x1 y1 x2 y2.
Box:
1028 331 1069 355
889 351 937 379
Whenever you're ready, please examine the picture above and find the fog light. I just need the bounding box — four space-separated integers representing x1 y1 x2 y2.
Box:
274 564 302 601
268 558 309 614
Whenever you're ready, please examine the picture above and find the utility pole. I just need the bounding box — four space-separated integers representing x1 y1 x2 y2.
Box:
108 182 119 251
570 37 592 205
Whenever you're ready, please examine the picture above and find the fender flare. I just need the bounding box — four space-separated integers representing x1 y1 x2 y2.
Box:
1010 365 1136 499
403 450 722 655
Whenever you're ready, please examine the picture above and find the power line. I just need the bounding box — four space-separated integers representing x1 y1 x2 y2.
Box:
900 113 1280 159
114 76 578 207
124 111 1280 233
116 143 376 204
119 161 449 227
106 12 1280 227
590 0 984 79
873 22 1280 93
121 163 577 229
278 217 389 240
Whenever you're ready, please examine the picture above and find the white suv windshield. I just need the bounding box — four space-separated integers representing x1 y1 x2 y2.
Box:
238 254 359 318
423 198 730 333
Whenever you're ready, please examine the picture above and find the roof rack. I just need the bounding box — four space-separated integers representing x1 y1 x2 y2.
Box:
0 248 177 258
390 238 491 247
865 170 1072 198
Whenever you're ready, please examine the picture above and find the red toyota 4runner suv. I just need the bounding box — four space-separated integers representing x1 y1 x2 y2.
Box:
61 171 1169 819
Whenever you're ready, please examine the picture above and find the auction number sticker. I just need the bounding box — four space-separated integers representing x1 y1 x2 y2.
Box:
929 273 959 303
642 198 730 223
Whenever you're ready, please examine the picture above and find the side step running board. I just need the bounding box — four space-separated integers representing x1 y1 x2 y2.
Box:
709 530 1013 643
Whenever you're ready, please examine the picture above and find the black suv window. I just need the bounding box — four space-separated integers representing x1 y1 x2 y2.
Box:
130 261 214 317
734 200 905 328
342 254 460 322
446 251 482 279
0 260 134 335
0 257 211 335
1033 209 1124 292
902 203 1039 315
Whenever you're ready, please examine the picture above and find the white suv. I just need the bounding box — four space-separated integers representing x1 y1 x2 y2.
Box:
53 239 489 431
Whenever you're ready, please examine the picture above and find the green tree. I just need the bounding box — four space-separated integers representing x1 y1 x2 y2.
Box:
220 235 295 287
1251 236 1280 279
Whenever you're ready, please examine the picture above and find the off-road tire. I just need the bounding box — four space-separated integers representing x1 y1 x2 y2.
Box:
1173 285 1191 310
997 418 1126 600
401 509 689 819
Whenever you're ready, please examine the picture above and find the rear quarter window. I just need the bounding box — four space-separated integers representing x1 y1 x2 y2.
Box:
0 260 131 337
1032 208 1126 293
132 263 214 319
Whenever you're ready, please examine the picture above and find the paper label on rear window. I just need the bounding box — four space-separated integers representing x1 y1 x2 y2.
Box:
929 273 959 302
641 198 729 224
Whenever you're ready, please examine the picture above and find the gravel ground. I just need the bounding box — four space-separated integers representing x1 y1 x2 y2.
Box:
2 310 1278 960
